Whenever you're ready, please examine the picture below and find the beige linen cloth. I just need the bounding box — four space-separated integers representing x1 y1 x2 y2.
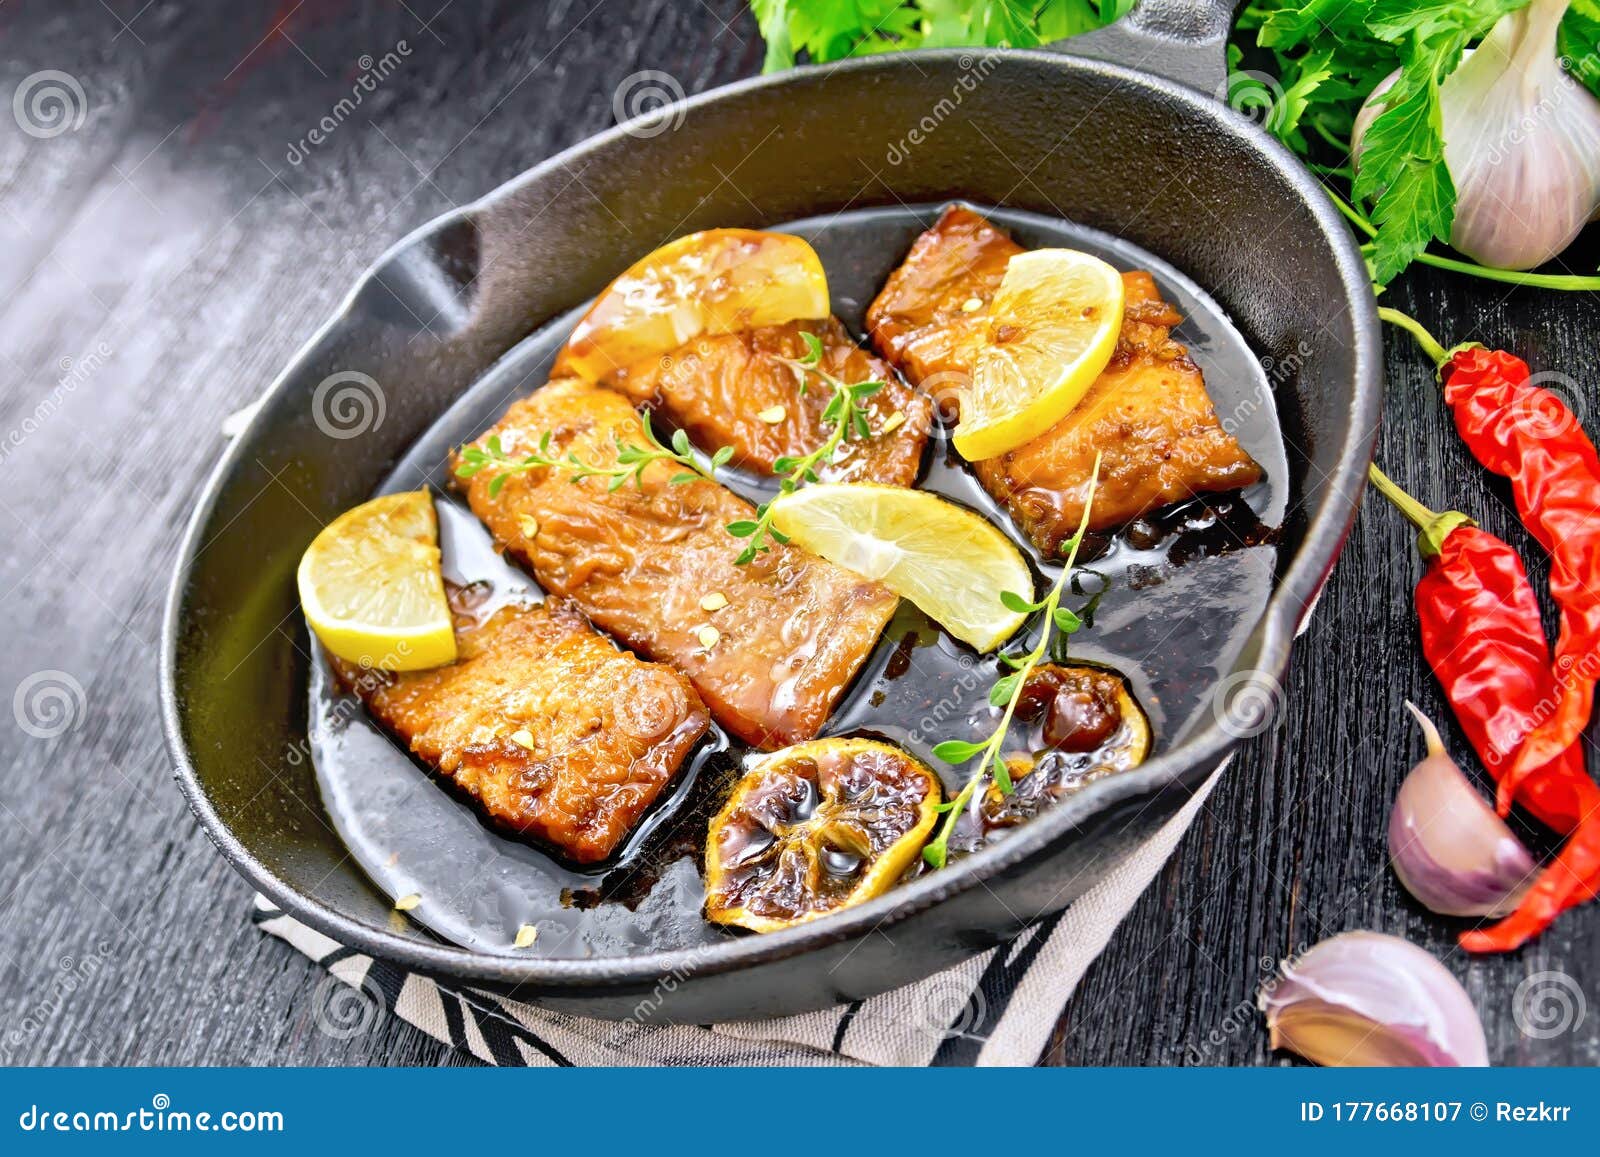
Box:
254 767 1220 1066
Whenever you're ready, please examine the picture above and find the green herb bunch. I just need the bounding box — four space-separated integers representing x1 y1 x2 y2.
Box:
748 1 1600 290
749 0 1134 72
922 452 1102 870
1232 0 1600 289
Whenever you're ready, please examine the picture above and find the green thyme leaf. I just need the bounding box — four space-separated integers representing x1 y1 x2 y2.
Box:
1000 590 1037 614
926 453 1104 870
988 672 1020 707
932 739 986 762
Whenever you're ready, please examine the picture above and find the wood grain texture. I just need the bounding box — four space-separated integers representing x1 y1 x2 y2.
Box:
0 0 1593 1067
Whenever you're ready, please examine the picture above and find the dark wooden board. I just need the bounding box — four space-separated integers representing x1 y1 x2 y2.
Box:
0 0 1593 1067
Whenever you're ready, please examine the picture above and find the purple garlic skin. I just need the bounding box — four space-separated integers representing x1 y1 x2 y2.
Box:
1259 932 1489 1067
1389 702 1535 918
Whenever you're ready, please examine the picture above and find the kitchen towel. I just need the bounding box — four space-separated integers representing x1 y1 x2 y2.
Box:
253 766 1220 1067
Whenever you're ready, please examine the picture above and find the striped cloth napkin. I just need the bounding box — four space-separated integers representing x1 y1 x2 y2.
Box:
254 767 1219 1067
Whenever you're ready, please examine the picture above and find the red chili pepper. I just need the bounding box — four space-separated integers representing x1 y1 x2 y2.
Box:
1368 466 1595 836
1439 345 1600 807
1459 825 1600 953
1380 311 1600 812
1379 310 1600 952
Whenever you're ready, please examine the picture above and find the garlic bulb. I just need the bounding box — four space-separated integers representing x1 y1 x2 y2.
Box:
1389 702 1536 918
1445 0 1600 268
1354 0 1600 271
1259 932 1489 1067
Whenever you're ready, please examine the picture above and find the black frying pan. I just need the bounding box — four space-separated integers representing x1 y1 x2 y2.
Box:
160 0 1381 1022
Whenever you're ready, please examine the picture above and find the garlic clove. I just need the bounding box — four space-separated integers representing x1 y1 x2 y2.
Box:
1389 702 1536 918
1259 931 1489 1067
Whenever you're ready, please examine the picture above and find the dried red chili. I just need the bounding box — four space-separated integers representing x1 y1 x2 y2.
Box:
1379 310 1600 951
1440 345 1600 804
1367 465 1595 837
1380 309 1600 812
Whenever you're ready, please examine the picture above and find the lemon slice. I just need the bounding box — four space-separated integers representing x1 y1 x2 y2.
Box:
704 737 941 933
768 483 1032 652
556 229 829 381
954 248 1125 462
297 491 456 671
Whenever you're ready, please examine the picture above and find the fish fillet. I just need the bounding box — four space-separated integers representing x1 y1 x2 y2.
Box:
332 596 708 864
867 205 1263 552
595 316 930 487
457 379 898 748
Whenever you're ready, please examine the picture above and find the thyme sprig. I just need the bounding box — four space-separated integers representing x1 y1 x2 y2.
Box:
726 330 886 566
454 410 732 498
459 333 883 565
922 452 1103 871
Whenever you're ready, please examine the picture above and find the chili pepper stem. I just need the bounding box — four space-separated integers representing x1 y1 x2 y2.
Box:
1366 465 1475 559
1376 308 1449 367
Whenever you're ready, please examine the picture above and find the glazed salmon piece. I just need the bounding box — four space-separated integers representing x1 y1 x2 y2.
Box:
866 205 1262 551
595 316 930 488
457 379 898 748
332 596 708 864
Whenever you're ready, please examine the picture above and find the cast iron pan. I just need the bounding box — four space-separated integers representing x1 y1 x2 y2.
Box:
161 0 1381 1022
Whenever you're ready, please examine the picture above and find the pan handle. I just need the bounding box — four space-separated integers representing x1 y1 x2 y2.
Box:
1046 0 1234 97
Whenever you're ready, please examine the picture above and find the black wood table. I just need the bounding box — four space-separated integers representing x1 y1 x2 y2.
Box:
1 0 1593 1067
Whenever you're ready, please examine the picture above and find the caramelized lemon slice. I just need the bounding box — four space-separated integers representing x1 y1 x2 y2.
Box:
767 482 1032 652
296 491 456 671
954 248 1125 462
555 229 829 381
705 738 941 933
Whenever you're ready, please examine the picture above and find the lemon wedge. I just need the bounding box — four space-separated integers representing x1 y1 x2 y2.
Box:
555 229 829 381
954 248 1125 462
297 491 456 671
768 483 1032 652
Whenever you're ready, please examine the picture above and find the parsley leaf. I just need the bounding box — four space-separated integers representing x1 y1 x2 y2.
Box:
748 1 1128 71
1561 0 1600 101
